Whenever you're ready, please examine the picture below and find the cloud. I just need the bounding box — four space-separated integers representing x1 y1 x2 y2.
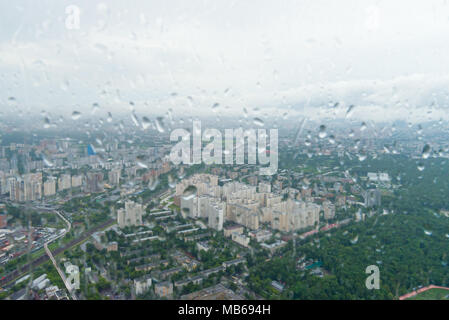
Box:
1 0 449 124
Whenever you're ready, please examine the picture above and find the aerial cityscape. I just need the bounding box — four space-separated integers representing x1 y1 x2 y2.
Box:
1 0 449 305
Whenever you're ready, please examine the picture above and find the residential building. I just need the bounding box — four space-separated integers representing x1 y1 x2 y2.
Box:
43 177 57 197
134 274 152 296
154 281 173 298
117 200 144 228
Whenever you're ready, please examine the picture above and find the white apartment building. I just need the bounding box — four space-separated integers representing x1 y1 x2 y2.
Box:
270 199 320 232
43 177 57 197
134 275 152 295
71 175 83 188
207 200 225 231
231 232 251 248
58 174 71 191
117 200 144 228
108 168 121 186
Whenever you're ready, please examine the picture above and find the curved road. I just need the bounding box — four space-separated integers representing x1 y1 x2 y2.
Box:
44 210 78 300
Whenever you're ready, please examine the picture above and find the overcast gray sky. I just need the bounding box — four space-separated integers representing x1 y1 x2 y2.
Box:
2 0 449 123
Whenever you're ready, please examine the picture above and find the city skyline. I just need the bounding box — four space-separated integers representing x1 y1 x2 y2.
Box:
2 0 449 305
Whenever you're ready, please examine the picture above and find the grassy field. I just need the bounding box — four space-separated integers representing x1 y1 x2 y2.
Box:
409 288 449 300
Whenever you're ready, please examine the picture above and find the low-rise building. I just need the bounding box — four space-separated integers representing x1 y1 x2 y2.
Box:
107 241 118 252
154 281 173 298
261 240 287 254
248 229 272 242
134 274 152 296
196 241 210 252
231 232 250 248
223 224 244 238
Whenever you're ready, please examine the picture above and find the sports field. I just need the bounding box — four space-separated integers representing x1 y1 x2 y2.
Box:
408 288 449 300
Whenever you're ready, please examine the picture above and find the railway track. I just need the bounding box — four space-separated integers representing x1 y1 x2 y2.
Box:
0 218 115 288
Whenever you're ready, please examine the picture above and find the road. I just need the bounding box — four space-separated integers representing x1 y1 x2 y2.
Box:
44 210 78 300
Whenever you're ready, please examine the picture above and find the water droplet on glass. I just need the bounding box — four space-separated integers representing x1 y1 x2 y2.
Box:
131 111 140 127
360 122 367 131
358 153 367 161
155 117 165 133
92 103 100 114
142 116 151 130
178 167 185 179
417 125 423 135
212 103 220 113
168 174 176 188
72 111 81 120
137 161 148 169
349 129 354 138
148 176 159 191
42 155 54 167
7 97 17 107
182 185 197 200
253 118 264 127
43 117 51 129
417 162 425 171
422 144 431 159
318 125 327 139
345 105 355 118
